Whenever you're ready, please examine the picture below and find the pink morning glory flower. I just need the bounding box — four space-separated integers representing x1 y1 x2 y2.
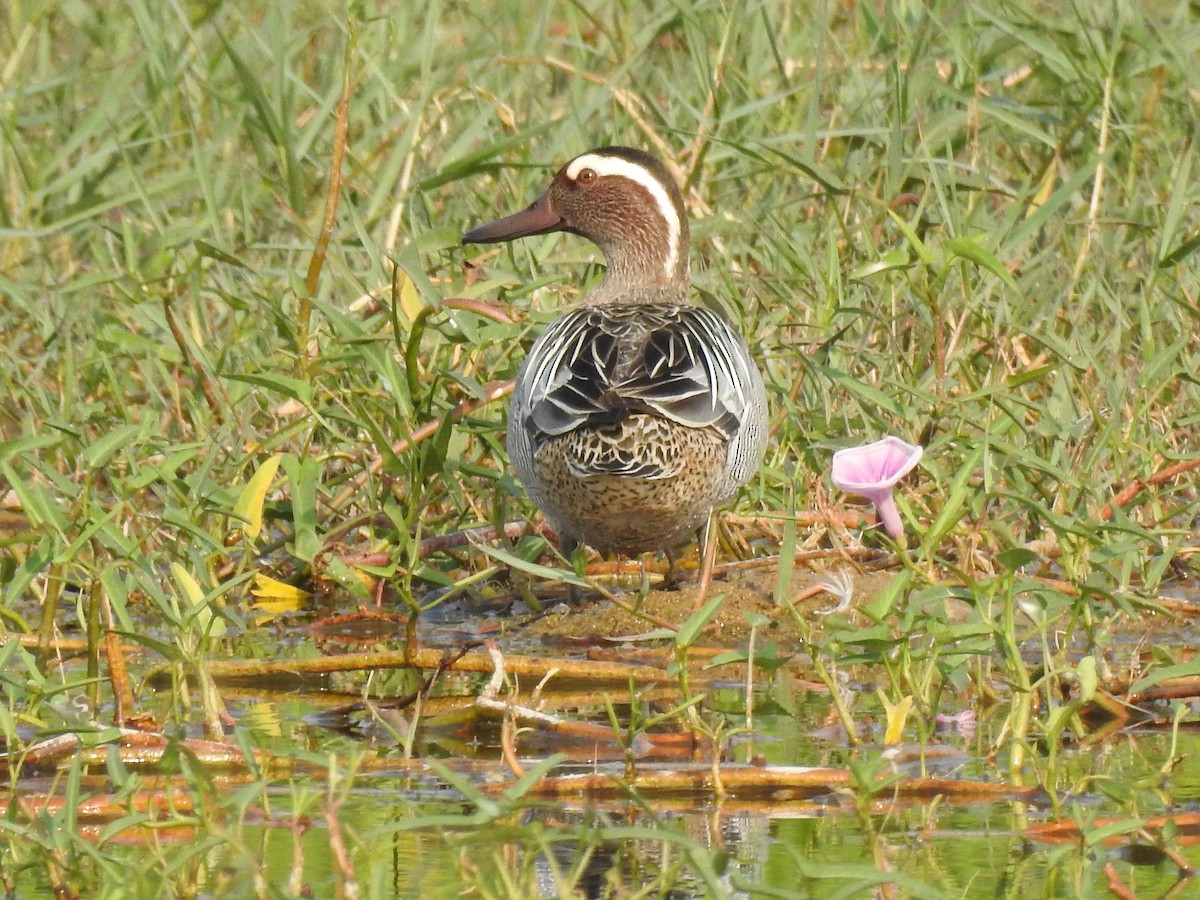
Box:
830 436 924 539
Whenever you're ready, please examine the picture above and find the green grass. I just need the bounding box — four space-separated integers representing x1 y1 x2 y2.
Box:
2 0 1200 895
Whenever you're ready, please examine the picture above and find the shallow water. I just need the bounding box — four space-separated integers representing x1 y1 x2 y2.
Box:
8 575 1200 897
202 655 1200 897
206 712 1200 898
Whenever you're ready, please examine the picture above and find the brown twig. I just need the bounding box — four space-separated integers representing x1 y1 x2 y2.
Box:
713 546 886 575
693 514 719 611
325 788 360 900
440 297 515 324
316 642 482 721
12 786 197 822
201 646 680 686
1026 812 1200 847
723 509 876 531
1070 71 1114 286
162 297 227 423
416 521 542 556
499 715 524 779
480 644 526 778
105 630 135 725
7 730 269 777
1098 457 1200 522
515 764 1041 802
299 43 352 356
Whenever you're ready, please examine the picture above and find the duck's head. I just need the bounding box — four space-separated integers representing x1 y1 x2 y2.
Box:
463 146 690 291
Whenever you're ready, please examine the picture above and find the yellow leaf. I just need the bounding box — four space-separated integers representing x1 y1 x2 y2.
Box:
396 269 424 323
241 702 283 738
234 454 282 541
171 563 226 638
251 596 304 624
171 562 205 606
325 555 379 597
251 573 312 603
250 573 310 621
1027 164 1057 215
878 690 913 746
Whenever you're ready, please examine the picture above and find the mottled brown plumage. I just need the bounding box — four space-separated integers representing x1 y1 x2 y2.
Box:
463 146 768 557
532 414 728 553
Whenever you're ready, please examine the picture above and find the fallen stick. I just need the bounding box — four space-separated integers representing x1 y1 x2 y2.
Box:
200 646 681 686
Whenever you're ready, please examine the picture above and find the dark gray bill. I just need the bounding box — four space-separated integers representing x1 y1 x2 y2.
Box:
462 191 563 244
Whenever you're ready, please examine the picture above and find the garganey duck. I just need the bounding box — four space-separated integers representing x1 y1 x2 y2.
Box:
463 146 768 560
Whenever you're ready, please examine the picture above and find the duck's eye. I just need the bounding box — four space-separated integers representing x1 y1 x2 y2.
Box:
576 168 597 184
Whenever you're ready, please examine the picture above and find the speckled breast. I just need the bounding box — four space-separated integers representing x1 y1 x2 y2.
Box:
527 414 729 554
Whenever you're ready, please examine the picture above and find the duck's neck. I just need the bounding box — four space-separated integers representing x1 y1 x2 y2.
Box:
583 229 692 307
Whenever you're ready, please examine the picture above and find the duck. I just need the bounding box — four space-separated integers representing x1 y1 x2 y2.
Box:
462 146 768 563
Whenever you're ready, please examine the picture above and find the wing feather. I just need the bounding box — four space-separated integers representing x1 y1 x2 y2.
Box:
522 305 757 446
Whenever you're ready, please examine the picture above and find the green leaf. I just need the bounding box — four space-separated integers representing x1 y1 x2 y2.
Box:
473 542 590 588
886 209 934 265
226 373 313 405
1083 818 1144 847
1008 153 1103 246
1157 143 1195 265
1157 231 1200 267
997 547 1039 571
863 570 911 623
813 363 905 417
418 124 556 190
676 593 726 648
849 249 911 281
322 556 374 599
1 462 68 533
500 753 566 802
280 454 321 562
1043 704 1073 740
113 630 181 662
760 145 850 194
709 642 788 673
0 432 63 465
946 235 1019 290
194 240 251 270
923 444 982 549
1128 660 1200 695
1076 655 1098 703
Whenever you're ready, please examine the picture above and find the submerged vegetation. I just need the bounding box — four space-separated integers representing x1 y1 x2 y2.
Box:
2 0 1199 896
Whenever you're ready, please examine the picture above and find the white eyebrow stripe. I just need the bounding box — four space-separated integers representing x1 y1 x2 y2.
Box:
565 153 680 278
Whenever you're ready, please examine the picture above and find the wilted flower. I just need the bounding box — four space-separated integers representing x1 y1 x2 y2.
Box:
934 709 978 738
830 436 924 539
815 570 855 615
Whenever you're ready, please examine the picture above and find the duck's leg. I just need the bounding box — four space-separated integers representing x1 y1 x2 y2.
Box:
664 547 682 589
559 535 585 603
693 511 718 609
